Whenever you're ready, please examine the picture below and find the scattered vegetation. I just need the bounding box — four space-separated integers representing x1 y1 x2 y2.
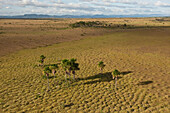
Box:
0 18 169 112
98 61 105 73
38 56 123 92
112 69 121 89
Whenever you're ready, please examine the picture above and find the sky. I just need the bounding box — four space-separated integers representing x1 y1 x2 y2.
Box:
0 0 170 16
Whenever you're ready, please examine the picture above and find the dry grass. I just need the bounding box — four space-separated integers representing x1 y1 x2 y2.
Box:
0 19 114 57
0 17 170 57
0 23 170 112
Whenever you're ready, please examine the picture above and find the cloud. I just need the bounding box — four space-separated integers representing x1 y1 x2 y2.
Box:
0 0 170 16
155 1 170 7
51 0 63 4
79 0 90 1
9 0 94 12
103 0 138 5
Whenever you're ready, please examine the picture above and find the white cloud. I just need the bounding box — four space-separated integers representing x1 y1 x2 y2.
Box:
155 1 170 7
0 0 170 15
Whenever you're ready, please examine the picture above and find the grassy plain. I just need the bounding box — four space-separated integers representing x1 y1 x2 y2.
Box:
0 18 170 112
0 17 170 57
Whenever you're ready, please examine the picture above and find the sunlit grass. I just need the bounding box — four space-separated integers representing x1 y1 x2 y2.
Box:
0 30 170 112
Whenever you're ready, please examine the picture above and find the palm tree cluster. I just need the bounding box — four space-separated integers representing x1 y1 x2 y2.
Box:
38 56 122 91
42 64 59 91
38 55 80 91
61 58 80 81
98 61 121 89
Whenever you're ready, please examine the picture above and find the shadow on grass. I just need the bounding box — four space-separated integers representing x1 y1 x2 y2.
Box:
77 72 122 84
42 75 56 79
121 71 133 75
64 103 74 107
137 81 153 85
34 63 61 68
84 80 100 84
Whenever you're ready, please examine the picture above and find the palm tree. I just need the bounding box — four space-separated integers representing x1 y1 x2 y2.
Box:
39 55 46 66
112 69 121 89
43 66 51 91
61 58 80 81
61 59 71 81
98 61 105 73
49 64 58 76
69 58 80 80
49 64 59 85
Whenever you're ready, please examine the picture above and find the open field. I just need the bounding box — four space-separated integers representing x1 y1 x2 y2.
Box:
0 18 170 112
0 17 170 57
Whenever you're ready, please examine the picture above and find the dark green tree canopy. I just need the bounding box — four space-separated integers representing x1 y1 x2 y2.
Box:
112 69 121 76
61 59 70 71
61 58 80 71
98 61 105 69
43 66 52 75
70 58 80 71
39 60 43 63
49 64 59 70
40 55 46 60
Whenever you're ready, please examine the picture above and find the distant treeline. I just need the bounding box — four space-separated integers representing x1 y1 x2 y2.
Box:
70 20 170 29
69 21 128 28
69 21 105 28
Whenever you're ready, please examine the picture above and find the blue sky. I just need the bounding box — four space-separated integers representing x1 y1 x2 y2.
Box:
0 0 170 16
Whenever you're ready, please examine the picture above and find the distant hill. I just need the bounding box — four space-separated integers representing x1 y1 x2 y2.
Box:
0 14 169 19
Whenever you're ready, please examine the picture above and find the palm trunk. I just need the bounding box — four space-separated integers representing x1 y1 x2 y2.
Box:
101 68 103 73
113 76 115 80
41 59 44 66
52 70 57 85
68 70 71 80
68 73 71 80
52 70 55 77
115 76 117 89
72 71 76 80
65 71 71 85
73 74 75 80
47 74 50 91
65 71 68 81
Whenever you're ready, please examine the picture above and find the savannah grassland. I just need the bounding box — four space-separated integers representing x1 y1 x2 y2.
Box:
0 18 170 112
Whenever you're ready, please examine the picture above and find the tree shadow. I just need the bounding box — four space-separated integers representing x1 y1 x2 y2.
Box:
78 72 122 84
42 75 55 79
49 76 56 79
84 80 101 84
85 72 113 81
121 71 133 75
137 81 153 85
64 103 74 107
